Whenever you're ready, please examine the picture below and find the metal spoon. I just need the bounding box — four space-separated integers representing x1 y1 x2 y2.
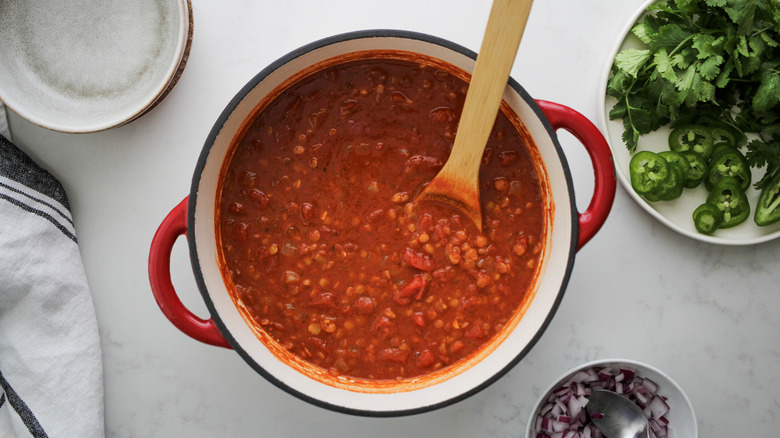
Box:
586 389 650 438
416 0 533 231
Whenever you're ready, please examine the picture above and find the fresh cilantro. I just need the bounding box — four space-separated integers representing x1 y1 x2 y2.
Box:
615 49 652 78
753 68 780 112
608 0 780 190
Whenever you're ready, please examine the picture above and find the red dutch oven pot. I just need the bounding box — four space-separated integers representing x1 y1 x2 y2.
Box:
149 30 615 416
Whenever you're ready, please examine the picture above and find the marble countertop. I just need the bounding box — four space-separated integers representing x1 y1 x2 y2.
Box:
8 0 780 436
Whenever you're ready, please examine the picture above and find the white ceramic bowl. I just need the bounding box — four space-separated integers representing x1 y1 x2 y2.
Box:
0 0 192 133
526 358 697 437
598 0 780 245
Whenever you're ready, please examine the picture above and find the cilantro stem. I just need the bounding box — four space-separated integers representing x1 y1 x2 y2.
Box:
668 34 695 58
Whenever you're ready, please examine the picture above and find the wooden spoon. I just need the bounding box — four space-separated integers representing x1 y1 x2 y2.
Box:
416 0 533 231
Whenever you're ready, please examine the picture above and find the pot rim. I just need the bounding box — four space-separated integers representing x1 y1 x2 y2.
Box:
187 29 578 416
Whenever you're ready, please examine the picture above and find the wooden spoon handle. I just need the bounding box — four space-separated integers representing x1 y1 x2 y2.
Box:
444 0 533 182
417 0 533 231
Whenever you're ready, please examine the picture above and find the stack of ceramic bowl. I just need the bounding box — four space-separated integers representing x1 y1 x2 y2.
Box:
0 0 193 133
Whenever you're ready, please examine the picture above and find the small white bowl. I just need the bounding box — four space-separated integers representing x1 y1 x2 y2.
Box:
526 358 697 437
0 0 193 133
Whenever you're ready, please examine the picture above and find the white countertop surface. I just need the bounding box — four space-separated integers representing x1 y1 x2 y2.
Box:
7 0 780 436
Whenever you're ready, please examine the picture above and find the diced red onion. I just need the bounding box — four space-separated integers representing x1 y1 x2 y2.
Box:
643 377 659 394
532 365 672 438
648 395 670 418
568 397 583 419
552 420 568 432
539 416 550 432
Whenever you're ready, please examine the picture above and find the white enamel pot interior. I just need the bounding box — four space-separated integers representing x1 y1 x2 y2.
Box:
187 30 589 416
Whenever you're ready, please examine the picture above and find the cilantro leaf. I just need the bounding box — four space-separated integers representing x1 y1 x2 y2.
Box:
746 139 773 168
653 49 677 82
725 0 757 28
714 59 734 87
632 21 654 45
614 49 652 78
622 121 641 152
760 32 779 48
698 55 724 80
746 136 780 189
692 34 723 59
609 99 627 120
753 71 780 112
749 34 767 58
741 54 763 76
649 24 694 53
675 64 697 92
737 35 751 57
696 80 716 103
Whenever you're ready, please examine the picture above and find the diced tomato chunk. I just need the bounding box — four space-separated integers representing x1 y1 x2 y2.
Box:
394 275 427 305
378 348 410 363
371 316 397 339
418 213 435 231
353 296 377 315
305 337 330 353
465 323 486 339
450 340 465 353
416 349 435 368
402 248 433 271
309 292 336 309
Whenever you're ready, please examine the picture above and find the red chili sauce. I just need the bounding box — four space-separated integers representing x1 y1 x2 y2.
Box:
217 56 546 382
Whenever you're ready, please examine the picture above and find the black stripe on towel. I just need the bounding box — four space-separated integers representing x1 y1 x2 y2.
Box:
0 134 70 211
0 193 77 243
0 369 49 438
0 181 74 227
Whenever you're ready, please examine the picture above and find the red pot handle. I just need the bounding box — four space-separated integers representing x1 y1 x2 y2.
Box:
535 100 616 249
148 197 231 348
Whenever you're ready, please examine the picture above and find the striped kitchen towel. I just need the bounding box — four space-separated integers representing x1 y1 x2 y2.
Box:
0 105 104 437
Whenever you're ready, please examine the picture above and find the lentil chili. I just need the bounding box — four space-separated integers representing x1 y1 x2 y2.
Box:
217 56 548 382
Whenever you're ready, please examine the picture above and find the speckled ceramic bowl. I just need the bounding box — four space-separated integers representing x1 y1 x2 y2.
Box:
0 0 192 133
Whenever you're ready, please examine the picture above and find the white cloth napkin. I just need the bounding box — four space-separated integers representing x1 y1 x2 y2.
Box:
0 104 104 438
